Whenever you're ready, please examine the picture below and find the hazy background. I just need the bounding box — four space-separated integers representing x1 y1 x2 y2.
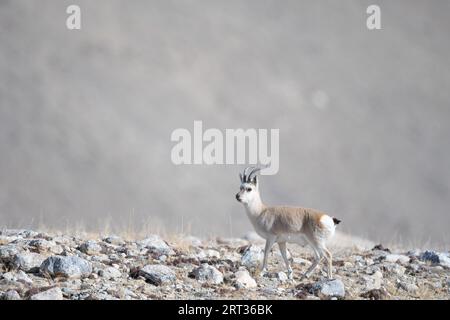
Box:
1 0 449 246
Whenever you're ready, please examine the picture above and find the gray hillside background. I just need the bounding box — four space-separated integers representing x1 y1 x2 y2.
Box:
0 0 449 245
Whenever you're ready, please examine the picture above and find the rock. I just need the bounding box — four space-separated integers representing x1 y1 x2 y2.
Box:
189 264 223 284
139 235 175 256
99 267 122 280
12 252 45 271
234 269 257 289
195 249 221 260
0 244 21 263
398 281 418 293
311 279 345 298
28 239 63 254
139 264 176 286
0 229 38 238
420 251 450 267
1 290 21 300
362 271 383 290
420 251 440 264
79 241 102 255
40 256 92 278
372 244 391 253
277 271 288 282
103 235 125 246
30 287 63 300
361 288 388 300
241 245 263 269
384 254 410 264
2 270 33 284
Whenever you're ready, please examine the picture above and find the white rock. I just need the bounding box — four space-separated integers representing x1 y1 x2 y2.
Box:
99 266 122 280
12 252 45 271
385 254 410 264
189 263 223 284
241 245 263 269
139 235 175 256
79 240 102 255
1 290 21 300
30 287 63 300
277 271 288 282
139 264 176 286
312 279 345 298
235 269 257 289
2 270 33 284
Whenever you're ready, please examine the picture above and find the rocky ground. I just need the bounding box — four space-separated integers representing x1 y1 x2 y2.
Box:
0 229 449 300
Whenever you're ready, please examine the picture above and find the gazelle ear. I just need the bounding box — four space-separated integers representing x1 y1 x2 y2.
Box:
251 175 258 187
239 173 243 183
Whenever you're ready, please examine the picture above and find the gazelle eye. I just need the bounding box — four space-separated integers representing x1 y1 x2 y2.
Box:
246 188 252 192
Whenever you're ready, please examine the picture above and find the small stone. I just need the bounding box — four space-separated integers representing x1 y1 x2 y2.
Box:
79 240 102 255
1 290 21 300
234 269 257 289
277 271 288 282
361 288 388 300
384 254 410 264
189 263 223 284
40 255 92 278
398 281 418 293
30 287 63 300
139 264 176 286
362 271 383 290
241 245 263 269
311 279 345 298
139 235 175 256
2 270 33 284
99 267 122 280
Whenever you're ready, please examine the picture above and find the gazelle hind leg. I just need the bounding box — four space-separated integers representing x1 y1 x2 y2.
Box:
278 242 293 279
322 247 333 279
302 245 322 279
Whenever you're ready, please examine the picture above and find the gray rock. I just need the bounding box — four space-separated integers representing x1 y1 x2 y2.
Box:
12 252 45 271
2 270 33 284
1 290 21 300
0 229 38 238
195 249 221 260
312 279 345 298
0 244 21 263
420 251 450 267
139 264 176 286
241 245 263 269
362 271 383 290
79 240 102 255
40 256 92 278
189 263 223 284
139 235 175 256
398 281 418 293
99 266 122 280
30 287 63 300
234 269 257 289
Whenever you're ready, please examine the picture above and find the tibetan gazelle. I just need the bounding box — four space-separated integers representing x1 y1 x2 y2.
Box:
235 166 341 280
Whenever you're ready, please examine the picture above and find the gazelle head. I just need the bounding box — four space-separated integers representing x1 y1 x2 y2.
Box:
235 166 261 205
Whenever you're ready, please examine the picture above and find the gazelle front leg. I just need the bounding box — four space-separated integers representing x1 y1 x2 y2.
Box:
260 236 276 276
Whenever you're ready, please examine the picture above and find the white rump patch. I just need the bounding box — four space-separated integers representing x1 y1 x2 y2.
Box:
320 215 336 234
